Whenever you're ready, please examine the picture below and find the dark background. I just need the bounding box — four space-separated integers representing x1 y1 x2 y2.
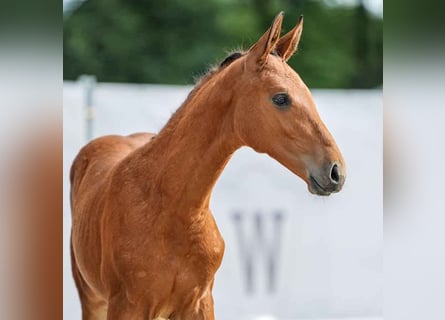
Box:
63 0 382 88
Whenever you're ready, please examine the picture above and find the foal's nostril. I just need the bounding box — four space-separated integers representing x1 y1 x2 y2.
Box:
330 164 340 183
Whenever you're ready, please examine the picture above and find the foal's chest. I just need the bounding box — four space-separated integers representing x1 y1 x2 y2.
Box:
178 213 226 276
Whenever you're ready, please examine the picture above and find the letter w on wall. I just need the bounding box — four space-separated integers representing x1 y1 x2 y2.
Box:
232 211 284 294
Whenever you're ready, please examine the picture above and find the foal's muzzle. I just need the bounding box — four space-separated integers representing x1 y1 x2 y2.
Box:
308 162 345 196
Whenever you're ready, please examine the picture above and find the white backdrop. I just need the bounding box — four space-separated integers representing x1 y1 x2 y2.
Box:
63 82 382 320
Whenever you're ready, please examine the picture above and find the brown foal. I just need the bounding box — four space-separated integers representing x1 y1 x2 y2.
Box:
70 12 346 320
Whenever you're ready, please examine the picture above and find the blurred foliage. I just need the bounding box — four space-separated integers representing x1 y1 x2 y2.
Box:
63 0 382 88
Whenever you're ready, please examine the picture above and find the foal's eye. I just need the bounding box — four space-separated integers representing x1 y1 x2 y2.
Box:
271 93 291 109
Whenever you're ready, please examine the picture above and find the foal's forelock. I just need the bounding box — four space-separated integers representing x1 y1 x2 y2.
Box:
220 51 244 68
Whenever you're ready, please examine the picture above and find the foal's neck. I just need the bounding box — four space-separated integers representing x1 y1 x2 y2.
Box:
132 73 240 210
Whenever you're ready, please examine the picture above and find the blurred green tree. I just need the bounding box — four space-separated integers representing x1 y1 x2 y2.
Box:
64 0 382 88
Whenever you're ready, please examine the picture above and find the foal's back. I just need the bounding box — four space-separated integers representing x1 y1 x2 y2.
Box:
70 132 154 197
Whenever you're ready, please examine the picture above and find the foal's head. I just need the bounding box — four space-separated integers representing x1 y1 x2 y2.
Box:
222 13 345 196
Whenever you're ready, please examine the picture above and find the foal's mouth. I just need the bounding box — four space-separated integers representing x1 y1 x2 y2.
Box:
308 175 333 196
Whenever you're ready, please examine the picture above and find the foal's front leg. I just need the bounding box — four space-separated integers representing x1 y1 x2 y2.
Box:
173 293 215 320
106 292 147 320
197 293 215 320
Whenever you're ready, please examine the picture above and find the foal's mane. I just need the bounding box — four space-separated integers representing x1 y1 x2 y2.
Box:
191 50 244 99
152 51 245 141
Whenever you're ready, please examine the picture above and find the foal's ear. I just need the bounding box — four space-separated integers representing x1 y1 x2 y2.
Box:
276 15 303 62
248 12 284 68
